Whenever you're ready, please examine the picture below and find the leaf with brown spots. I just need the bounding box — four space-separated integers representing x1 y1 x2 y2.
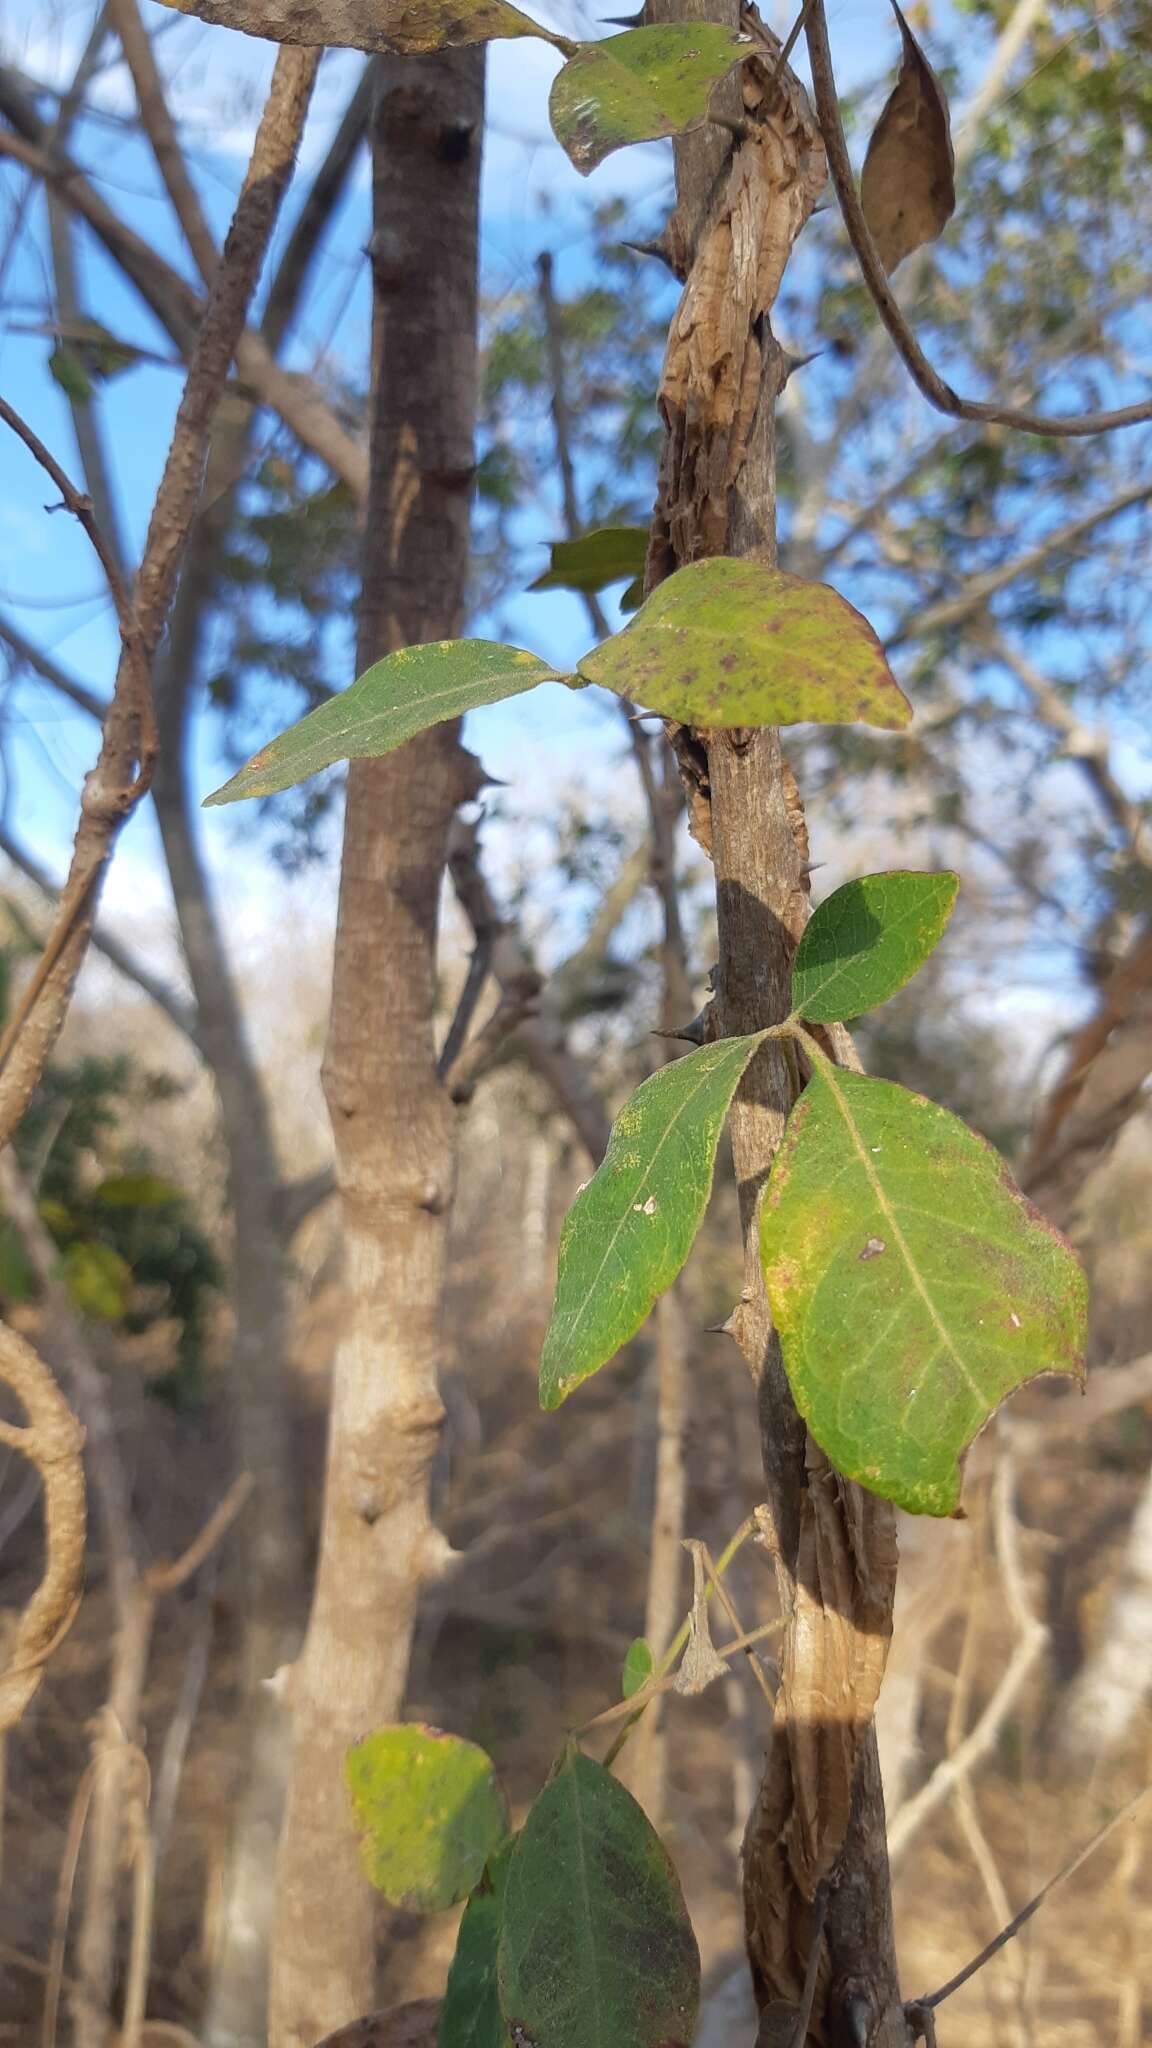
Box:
158 0 569 55
575 558 911 732
860 1 955 273
761 1053 1087 1515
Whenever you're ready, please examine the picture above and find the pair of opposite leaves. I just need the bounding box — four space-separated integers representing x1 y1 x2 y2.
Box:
166 0 955 270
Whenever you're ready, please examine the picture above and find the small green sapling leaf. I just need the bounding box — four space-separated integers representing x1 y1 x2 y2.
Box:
346 1725 509 1912
539 1034 765 1411
530 526 648 597
204 641 562 805
550 24 748 175
497 1748 699 2048
791 871 959 1022
761 1061 1088 1516
621 1637 654 1698
438 1844 513 2048
576 559 912 731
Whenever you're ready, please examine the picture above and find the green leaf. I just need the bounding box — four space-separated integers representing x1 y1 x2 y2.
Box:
577 559 912 730
346 1725 509 1912
549 24 747 175
791 871 959 1023
49 343 94 405
540 1035 765 1411
622 1638 654 1699
159 0 569 57
498 1749 699 2048
761 1061 1088 1516
95 1172 182 1209
438 1844 513 2048
64 1240 132 1321
529 526 648 597
204 641 562 806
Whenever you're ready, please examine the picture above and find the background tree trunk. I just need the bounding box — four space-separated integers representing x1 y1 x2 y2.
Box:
269 48 485 2048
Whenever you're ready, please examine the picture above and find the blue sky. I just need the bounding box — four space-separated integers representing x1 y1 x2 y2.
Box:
0 0 1127 1048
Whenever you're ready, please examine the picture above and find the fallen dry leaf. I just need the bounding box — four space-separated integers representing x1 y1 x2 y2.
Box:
860 0 955 273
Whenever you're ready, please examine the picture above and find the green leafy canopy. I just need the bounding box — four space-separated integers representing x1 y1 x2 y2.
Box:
762 1059 1088 1515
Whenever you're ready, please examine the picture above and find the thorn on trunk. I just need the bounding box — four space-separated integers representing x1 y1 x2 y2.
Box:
780 347 823 389
621 234 678 274
652 1004 712 1047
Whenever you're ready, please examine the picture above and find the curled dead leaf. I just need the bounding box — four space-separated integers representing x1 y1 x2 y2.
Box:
674 1540 729 1696
860 1 955 273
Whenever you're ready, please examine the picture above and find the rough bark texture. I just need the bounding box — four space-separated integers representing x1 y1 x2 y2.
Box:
269 48 485 2048
647 5 907 2040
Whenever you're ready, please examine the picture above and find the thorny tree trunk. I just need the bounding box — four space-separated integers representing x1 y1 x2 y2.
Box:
648 3 906 2040
269 49 485 2048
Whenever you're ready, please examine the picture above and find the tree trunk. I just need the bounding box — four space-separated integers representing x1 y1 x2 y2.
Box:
269 48 485 2048
647 4 907 2038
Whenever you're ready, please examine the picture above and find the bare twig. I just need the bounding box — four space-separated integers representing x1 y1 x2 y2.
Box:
0 822 201 1046
108 0 219 286
912 1784 1152 2017
888 1451 1046 1868
0 46 320 1148
804 0 1152 438
887 482 1152 650
0 81 367 494
0 1324 86 1733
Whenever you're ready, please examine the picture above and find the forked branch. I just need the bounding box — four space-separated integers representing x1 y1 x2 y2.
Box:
804 0 1152 439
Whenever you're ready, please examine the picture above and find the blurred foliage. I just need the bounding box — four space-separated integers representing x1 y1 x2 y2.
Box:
0 938 222 1402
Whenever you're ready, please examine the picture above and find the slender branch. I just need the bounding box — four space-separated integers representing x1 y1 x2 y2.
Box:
914 1783 1152 2016
887 1452 1045 1868
108 0 219 286
0 1324 86 1733
985 627 1152 865
0 613 106 723
0 78 367 494
262 61 373 351
887 481 1152 648
0 821 201 1045
0 46 321 1147
804 0 1152 438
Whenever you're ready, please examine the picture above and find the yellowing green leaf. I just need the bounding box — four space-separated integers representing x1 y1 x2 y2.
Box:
95 1172 182 1209
791 871 958 1023
498 1749 699 2048
64 1240 132 1321
346 1724 509 1912
761 1061 1087 1516
550 24 747 175
577 559 911 731
159 0 567 56
540 1035 765 1411
530 526 648 597
204 641 561 806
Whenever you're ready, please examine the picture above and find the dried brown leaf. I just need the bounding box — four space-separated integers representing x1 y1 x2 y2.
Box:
860 1 955 274
674 1540 730 1695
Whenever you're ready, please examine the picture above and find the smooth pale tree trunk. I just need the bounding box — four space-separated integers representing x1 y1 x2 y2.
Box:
269 48 485 2048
